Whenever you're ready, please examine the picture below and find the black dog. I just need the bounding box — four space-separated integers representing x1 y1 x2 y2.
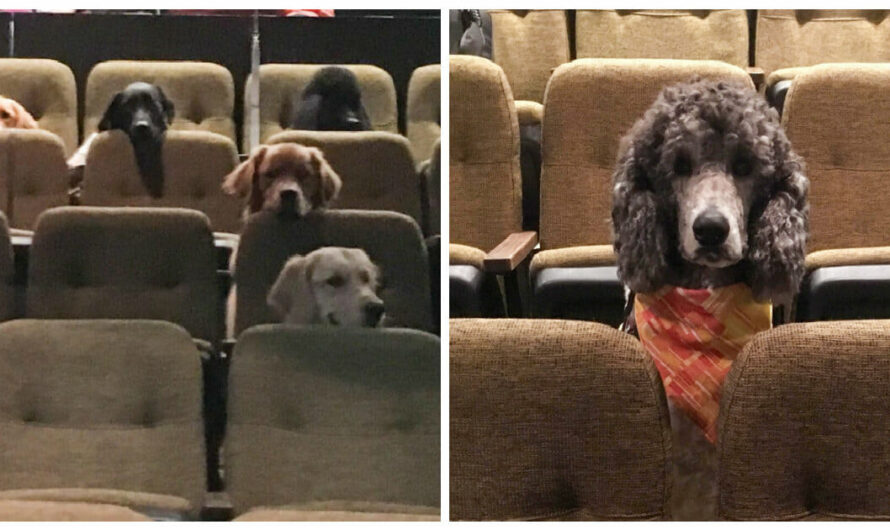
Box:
98 81 175 198
291 67 372 132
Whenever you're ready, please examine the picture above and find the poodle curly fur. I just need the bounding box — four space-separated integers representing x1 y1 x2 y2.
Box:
611 79 810 520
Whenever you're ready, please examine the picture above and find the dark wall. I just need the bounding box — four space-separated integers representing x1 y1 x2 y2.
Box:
3 10 439 150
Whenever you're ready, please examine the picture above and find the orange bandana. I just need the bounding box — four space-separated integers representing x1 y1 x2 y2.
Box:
634 284 772 443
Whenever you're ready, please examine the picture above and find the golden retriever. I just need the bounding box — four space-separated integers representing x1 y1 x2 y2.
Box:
0 96 38 130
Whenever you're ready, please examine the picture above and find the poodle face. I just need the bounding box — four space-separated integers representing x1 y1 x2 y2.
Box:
612 79 809 301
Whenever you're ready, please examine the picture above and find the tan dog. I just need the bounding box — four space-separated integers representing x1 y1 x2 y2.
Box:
0 96 38 130
268 247 385 327
222 142 342 217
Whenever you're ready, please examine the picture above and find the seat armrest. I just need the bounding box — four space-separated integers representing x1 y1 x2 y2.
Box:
483 231 538 273
221 339 236 356
746 66 765 90
766 79 792 116
201 491 234 521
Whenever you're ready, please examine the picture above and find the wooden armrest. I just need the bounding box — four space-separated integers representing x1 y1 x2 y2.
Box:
746 66 765 89
483 231 538 273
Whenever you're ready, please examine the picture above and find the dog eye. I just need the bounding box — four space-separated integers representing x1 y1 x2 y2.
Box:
673 154 692 176
326 275 344 288
732 157 752 177
0 111 9 119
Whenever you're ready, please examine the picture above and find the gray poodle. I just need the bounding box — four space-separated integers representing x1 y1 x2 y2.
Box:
611 79 809 519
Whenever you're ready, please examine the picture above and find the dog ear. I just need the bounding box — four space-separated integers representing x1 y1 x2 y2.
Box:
746 138 809 304
12 100 38 129
98 92 124 131
611 133 673 294
222 145 267 201
156 86 175 125
267 254 318 324
307 147 342 207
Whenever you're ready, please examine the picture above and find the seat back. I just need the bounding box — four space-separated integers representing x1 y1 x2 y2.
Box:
0 320 205 514
756 10 890 75
450 318 671 521
226 325 439 515
719 321 890 520
0 211 13 322
406 64 441 163
489 10 570 103
252 64 398 145
449 55 522 252
576 10 749 68
234 209 431 335
266 130 422 226
781 63 890 252
540 59 753 249
0 129 69 230
26 207 219 342
80 130 241 233
84 60 236 144
0 59 78 156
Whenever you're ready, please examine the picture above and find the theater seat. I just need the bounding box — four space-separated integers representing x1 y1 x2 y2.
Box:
533 59 754 325
0 320 205 519
80 130 241 233
719 321 890 520
0 129 69 230
0 212 15 322
406 64 441 164
0 500 151 521
450 319 671 521
226 325 439 521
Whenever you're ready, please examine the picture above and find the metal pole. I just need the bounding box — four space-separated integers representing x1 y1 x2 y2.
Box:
246 11 260 152
8 13 14 58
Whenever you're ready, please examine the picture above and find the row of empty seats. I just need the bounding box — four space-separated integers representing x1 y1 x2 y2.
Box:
450 54 890 325
450 318 890 521
0 320 440 521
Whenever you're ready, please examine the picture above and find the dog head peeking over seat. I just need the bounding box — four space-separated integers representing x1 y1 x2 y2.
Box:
267 247 385 327
222 143 342 218
0 96 38 130
292 66 372 132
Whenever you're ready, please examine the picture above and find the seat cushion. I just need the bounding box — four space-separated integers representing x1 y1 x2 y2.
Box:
234 501 439 521
533 266 625 326
0 500 151 521
797 265 890 321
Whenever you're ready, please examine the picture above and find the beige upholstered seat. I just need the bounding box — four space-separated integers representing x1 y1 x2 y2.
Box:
0 499 151 521
0 319 205 517
533 59 754 273
0 212 13 322
0 58 78 156
226 325 440 520
80 130 241 233
266 130 423 227
251 64 398 145
406 64 441 163
0 129 69 230
26 207 219 342
450 319 671 521
718 321 890 520
423 139 441 236
233 209 431 336
575 10 749 68
757 10 890 78
84 61 236 143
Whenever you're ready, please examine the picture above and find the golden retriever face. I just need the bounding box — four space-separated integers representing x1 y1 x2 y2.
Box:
267 247 385 327
222 142 341 217
0 96 38 130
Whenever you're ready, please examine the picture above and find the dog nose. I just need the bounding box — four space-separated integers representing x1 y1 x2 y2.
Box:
278 189 298 216
132 121 151 137
693 208 730 247
363 300 385 327
344 116 362 131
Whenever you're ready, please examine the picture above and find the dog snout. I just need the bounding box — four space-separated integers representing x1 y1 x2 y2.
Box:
363 300 385 327
693 208 730 247
132 120 152 138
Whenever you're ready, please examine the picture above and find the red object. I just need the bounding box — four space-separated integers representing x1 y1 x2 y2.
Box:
282 9 334 17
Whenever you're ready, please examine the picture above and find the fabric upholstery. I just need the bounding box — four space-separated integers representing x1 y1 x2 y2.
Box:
0 320 205 516
84 60 235 143
0 129 69 230
450 318 672 521
449 243 486 269
489 10 570 103
718 321 890 520
756 10 890 76
782 63 890 252
806 247 890 269
233 209 431 335
252 64 398 145
764 66 810 89
235 502 440 521
0 59 78 155
26 207 219 341
226 325 440 516
576 10 749 68
0 500 151 521
450 55 522 252
529 244 616 276
515 100 543 126
266 130 423 226
0 488 191 515
0 212 13 322
406 64 441 163
424 139 441 236
80 130 241 233
540 59 753 250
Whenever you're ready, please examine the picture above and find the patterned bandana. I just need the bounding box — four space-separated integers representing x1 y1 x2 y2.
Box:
634 284 772 443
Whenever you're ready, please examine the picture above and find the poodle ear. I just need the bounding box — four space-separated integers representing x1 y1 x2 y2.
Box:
267 254 318 324
223 145 267 198
611 137 672 293
307 146 342 207
98 92 124 131
746 145 809 304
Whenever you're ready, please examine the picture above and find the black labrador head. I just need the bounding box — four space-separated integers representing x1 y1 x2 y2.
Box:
98 82 175 198
292 66 372 132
